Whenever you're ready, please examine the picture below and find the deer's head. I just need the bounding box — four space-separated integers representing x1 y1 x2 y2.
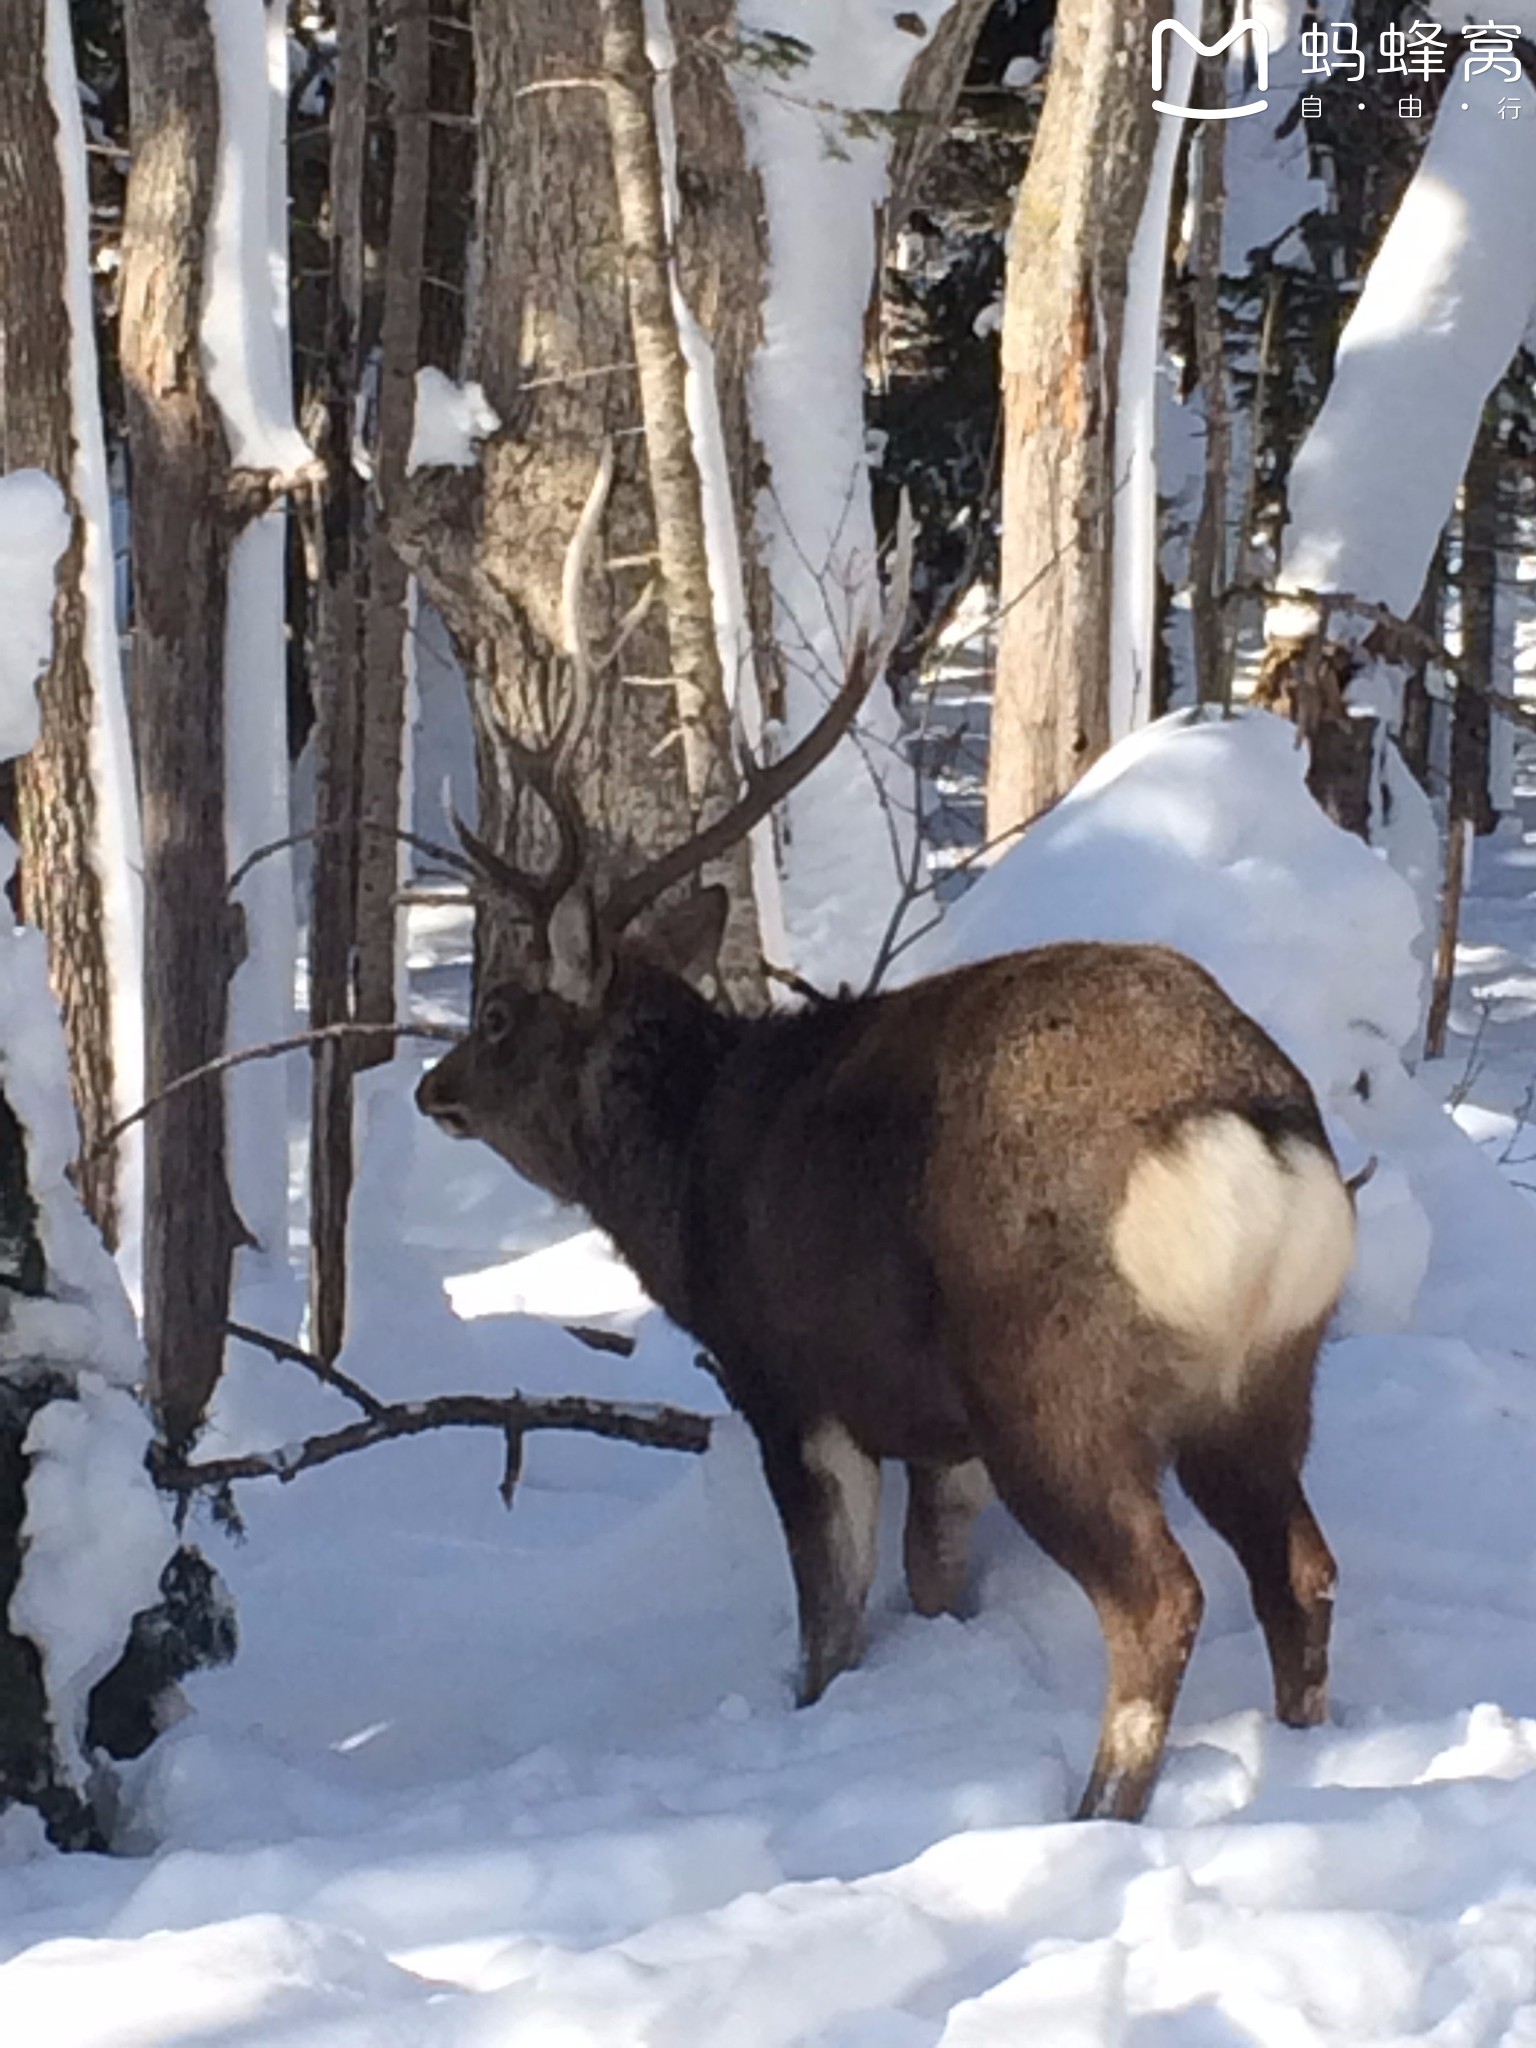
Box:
416 876 731 1202
415 484 913 1204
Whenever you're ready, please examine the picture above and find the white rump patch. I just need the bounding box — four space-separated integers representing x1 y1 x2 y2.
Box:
1111 1113 1355 1392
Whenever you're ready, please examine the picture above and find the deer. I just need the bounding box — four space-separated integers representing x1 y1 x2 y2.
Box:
417 547 1356 1823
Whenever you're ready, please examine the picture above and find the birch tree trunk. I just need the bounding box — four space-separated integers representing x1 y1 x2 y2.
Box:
987 0 1160 837
0 0 129 1247
120 0 243 1452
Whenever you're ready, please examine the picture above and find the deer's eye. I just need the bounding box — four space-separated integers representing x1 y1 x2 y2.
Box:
479 995 513 1044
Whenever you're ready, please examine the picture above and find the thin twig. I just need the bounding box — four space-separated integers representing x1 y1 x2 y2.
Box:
229 821 473 896
87 1022 457 1162
225 1321 387 1420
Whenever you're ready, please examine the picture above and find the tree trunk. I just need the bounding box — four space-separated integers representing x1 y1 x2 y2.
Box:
120 0 243 1452
1398 558 1441 792
354 0 430 1051
305 0 370 1367
0 0 124 1247
988 0 1160 838
1188 12 1230 710
1455 413 1499 840
391 0 771 985
597 0 760 1000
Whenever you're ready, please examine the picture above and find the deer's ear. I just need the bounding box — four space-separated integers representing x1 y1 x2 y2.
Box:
547 888 613 1009
632 885 730 985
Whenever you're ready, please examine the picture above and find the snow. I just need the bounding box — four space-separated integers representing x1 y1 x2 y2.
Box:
201 0 316 477
406 369 501 476
1220 0 1328 270
1109 0 1196 740
731 3 965 985
1279 50 1536 616
0 469 71 762
44 0 145 1297
10 1378 174 1784
226 514 300 1286
214 0 304 1297
0 470 173 1807
8 712 1536 2041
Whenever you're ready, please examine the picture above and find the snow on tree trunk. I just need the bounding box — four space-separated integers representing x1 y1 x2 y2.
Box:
987 0 1160 841
0 467 193 1850
1275 61 1536 626
1262 49 1536 870
207 0 310 1295
0 0 143 1266
730 0 990 984
1111 0 1197 735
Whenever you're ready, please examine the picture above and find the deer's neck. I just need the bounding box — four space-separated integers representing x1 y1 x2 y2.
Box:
570 971 743 1324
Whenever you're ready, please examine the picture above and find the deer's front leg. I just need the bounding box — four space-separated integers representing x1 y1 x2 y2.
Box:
904 1458 992 1618
755 1417 882 1704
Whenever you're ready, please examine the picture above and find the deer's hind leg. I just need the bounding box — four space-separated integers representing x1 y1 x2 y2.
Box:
904 1458 992 1618
753 1415 882 1706
965 1355 1205 1822
1176 1331 1336 1729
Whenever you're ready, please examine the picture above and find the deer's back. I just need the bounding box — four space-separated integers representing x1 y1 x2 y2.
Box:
681 943 1340 1461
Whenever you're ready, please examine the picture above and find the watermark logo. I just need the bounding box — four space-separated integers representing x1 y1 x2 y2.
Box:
1151 15 1270 119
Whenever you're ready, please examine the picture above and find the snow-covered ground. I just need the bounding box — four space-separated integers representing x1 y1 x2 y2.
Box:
6 713 1536 2045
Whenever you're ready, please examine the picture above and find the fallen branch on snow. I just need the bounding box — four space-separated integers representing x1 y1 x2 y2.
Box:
153 1388 713 1511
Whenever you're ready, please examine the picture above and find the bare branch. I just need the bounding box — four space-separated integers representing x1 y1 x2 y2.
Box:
88 1022 456 1163
152 1388 713 1501
604 495 916 933
225 1320 387 1420
229 819 474 896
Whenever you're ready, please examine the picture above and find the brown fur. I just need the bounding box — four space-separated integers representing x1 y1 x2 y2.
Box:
418 915 1353 1821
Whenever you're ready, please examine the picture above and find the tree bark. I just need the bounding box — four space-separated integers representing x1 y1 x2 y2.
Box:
1454 413 1499 840
987 0 1160 838
120 0 243 1452
885 0 997 226
1425 415 1503 1056
391 0 771 987
305 0 370 1366
1189 11 1230 709
1398 559 1441 792
597 0 761 1000
354 0 431 1049
0 0 122 1246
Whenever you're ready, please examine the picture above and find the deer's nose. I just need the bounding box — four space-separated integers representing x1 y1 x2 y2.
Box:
416 1068 471 1138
